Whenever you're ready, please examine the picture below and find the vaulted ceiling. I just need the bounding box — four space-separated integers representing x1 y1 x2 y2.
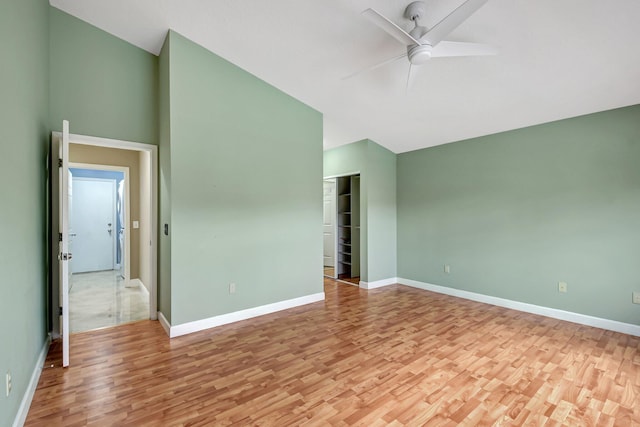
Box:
50 0 640 153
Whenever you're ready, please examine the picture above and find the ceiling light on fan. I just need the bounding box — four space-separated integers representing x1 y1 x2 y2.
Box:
346 0 497 87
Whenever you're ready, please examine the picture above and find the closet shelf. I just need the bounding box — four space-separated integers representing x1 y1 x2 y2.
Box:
336 175 360 280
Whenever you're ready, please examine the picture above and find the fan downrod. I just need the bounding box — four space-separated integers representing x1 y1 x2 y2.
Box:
404 1 431 64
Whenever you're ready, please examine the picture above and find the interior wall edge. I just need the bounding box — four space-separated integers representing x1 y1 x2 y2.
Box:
158 311 171 337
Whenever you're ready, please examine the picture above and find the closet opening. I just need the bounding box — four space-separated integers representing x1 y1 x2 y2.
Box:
323 174 360 286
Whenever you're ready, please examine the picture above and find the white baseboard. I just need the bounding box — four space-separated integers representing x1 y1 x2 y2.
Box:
159 292 325 338
13 335 50 427
158 311 171 336
125 278 141 289
128 278 149 296
359 277 398 290
398 278 640 337
128 278 143 288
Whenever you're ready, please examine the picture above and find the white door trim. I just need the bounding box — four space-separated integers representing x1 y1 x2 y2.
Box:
53 132 158 321
70 163 130 282
323 171 362 180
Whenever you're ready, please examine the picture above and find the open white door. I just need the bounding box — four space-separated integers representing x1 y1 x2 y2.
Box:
323 179 336 275
59 120 71 367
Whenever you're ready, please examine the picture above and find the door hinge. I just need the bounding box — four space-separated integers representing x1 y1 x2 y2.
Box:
59 233 62 242
58 306 62 316
61 253 71 261
58 158 63 167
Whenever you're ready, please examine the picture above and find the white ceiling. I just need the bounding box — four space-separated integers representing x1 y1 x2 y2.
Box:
50 0 640 153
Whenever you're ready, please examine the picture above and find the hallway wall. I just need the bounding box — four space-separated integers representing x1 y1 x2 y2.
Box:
69 144 142 279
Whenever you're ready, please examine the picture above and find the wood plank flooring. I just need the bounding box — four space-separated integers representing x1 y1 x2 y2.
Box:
26 279 640 426
336 276 361 286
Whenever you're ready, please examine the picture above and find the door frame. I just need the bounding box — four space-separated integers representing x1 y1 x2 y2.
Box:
70 164 130 281
51 132 158 337
323 171 362 285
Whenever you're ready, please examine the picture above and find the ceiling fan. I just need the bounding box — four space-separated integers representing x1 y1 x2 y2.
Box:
347 0 497 88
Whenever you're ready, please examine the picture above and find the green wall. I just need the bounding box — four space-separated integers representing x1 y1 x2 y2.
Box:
366 141 397 282
0 0 49 425
49 8 158 144
398 105 640 324
162 32 323 325
324 139 397 283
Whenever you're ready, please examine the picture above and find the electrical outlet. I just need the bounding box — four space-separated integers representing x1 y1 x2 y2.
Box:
633 292 640 305
229 283 236 294
558 282 568 293
6 372 11 397
444 265 451 274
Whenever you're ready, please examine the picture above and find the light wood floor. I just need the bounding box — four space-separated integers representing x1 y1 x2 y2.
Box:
337 275 361 286
26 279 640 426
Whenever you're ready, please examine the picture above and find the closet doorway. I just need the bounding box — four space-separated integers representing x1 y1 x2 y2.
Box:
323 174 361 286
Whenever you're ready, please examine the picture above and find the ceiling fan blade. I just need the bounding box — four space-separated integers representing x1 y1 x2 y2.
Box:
406 64 416 94
431 41 497 57
422 0 489 47
342 52 408 80
362 8 421 46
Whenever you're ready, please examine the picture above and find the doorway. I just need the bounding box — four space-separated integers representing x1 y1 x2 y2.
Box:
51 131 158 343
66 165 150 333
70 172 120 273
322 174 361 286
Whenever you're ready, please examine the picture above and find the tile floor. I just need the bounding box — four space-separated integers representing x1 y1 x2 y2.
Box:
69 270 149 333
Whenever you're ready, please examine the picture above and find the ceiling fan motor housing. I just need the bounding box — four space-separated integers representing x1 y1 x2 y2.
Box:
406 2 432 65
408 44 432 64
